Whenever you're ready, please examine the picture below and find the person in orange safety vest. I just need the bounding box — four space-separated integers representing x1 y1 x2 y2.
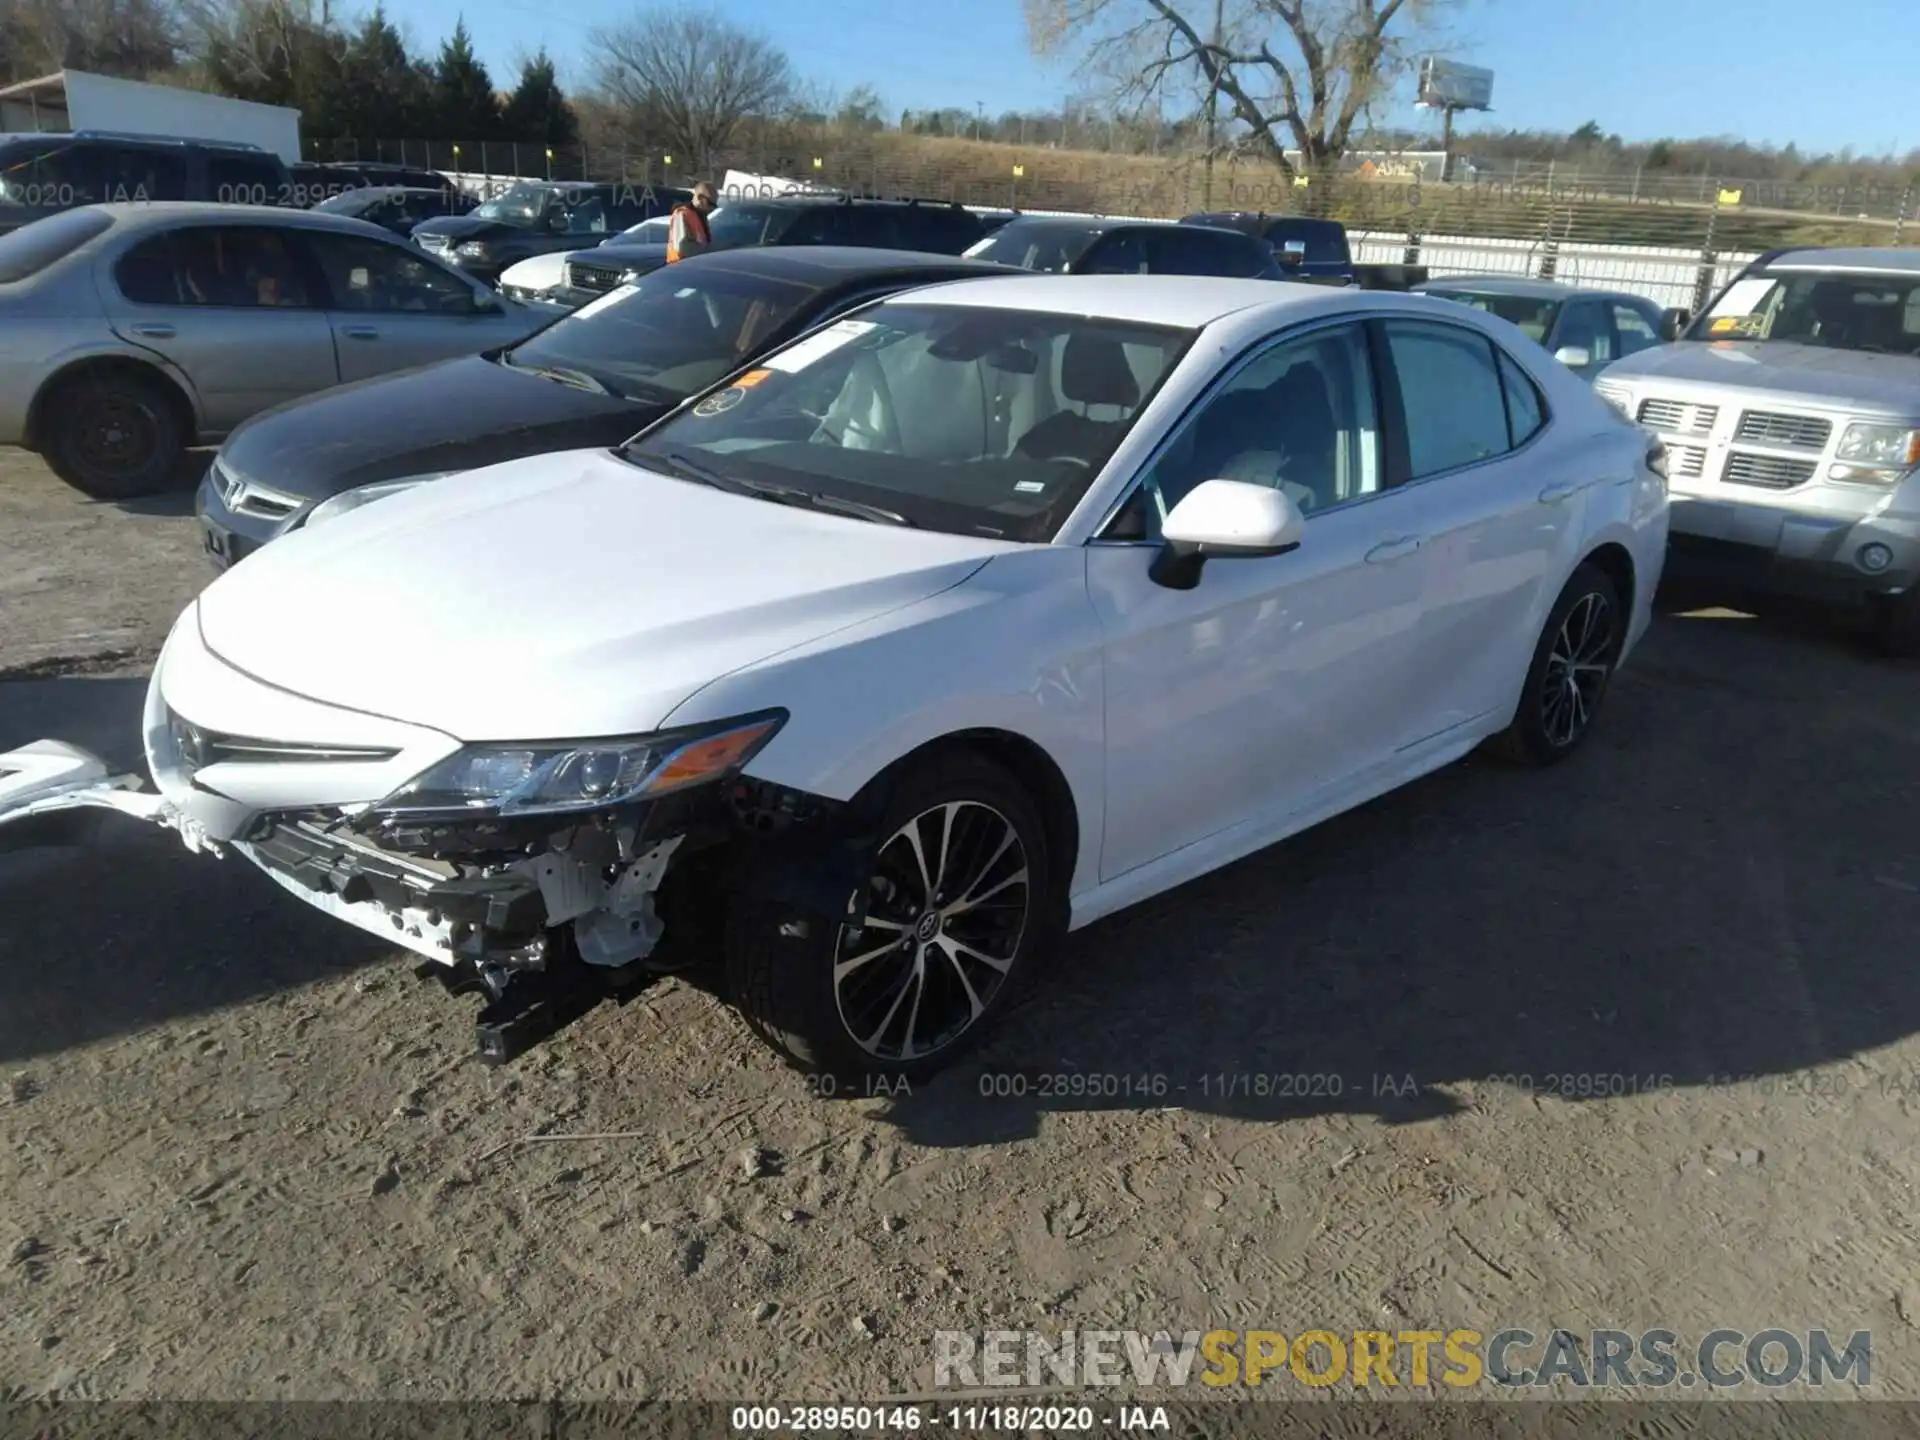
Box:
667 182 717 262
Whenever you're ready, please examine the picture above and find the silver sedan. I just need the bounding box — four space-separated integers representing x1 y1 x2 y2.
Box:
0 202 547 498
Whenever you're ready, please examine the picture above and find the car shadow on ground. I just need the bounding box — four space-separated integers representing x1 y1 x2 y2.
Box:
0 676 388 1065
102 449 211 517
876 574 1920 1146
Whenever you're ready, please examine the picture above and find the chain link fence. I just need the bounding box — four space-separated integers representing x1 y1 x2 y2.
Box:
307 133 1920 311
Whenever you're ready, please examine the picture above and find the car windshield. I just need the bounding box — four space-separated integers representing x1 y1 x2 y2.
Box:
704 204 795 250
502 262 826 403
1690 267 1920 355
472 182 551 225
1423 289 1560 343
963 222 1101 273
619 301 1195 542
313 189 379 215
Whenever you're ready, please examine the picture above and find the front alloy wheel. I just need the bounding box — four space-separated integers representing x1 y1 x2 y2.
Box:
833 800 1030 1063
725 750 1057 1081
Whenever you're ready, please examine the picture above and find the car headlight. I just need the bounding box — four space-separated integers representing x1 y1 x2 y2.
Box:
301 475 453 530
456 241 491 258
369 712 786 820
1836 422 1919 464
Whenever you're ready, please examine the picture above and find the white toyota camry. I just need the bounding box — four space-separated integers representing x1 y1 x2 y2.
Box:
0 276 1671 1079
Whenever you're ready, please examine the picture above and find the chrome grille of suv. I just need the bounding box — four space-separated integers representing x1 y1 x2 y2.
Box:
1669 445 1707 479
566 260 623 293
1735 410 1832 449
1722 453 1818 490
1638 397 1719 435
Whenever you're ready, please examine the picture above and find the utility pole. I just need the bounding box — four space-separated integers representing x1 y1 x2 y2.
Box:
1201 0 1224 210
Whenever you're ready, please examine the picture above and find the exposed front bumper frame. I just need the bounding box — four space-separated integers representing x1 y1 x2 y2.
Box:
0 739 223 853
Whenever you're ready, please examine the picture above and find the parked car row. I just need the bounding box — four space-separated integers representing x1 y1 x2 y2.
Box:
0 267 1671 1083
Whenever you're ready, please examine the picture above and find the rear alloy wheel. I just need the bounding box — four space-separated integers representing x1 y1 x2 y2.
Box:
1488 563 1624 766
42 370 184 500
726 751 1057 1082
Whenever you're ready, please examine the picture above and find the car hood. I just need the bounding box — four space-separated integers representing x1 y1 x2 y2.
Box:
194 448 1017 741
1602 341 1920 415
500 251 578 289
581 242 670 267
219 354 660 499
411 215 529 243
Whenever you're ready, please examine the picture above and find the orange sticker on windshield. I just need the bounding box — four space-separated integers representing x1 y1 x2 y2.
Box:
734 369 774 388
1709 316 1739 333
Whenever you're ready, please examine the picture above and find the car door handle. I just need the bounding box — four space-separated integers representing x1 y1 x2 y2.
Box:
1364 536 1422 564
342 325 380 340
128 323 175 338
1538 479 1598 504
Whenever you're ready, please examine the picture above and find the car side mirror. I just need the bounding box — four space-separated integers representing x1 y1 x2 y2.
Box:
1276 240 1307 268
1659 307 1690 341
1148 479 1304 590
1554 344 1593 369
471 289 504 314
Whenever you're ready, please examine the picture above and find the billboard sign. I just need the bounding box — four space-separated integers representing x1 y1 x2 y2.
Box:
1416 56 1494 111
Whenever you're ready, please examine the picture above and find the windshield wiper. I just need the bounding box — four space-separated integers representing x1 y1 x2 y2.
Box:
644 448 758 492
642 451 914 526
800 492 914 527
512 361 612 396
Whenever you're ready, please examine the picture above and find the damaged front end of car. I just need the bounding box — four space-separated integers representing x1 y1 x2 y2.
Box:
0 709 888 1065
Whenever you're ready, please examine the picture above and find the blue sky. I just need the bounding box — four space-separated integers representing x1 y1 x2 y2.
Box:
376 0 1909 156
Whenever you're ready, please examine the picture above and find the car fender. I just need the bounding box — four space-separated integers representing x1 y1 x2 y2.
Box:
660 547 1108 901
26 338 208 446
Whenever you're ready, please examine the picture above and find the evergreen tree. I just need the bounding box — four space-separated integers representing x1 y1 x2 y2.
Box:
500 49 577 146
425 18 501 140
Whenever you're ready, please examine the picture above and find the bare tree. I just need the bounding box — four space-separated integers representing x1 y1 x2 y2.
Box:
585 6 792 169
1024 0 1452 182
1 0 180 82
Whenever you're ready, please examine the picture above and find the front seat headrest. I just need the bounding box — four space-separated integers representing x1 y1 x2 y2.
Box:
1060 333 1140 409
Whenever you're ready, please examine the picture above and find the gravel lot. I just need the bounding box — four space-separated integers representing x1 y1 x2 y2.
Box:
4 447 1920 1406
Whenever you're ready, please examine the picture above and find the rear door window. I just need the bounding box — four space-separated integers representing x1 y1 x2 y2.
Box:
783 207 852 245
1382 319 1514 478
118 226 315 308
100 146 187 202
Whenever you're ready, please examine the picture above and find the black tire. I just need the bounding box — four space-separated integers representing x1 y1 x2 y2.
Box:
41 369 185 500
1486 562 1625 766
725 749 1060 1084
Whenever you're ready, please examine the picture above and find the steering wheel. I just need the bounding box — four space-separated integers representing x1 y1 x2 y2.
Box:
810 396 901 452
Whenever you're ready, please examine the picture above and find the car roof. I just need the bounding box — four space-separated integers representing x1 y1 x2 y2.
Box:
1765 247 1920 273
986 214 1114 234
667 246 1021 282
867 272 1323 327
1415 274 1592 300
84 202 401 239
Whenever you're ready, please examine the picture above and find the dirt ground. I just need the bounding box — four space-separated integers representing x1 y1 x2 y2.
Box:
4 447 1920 1409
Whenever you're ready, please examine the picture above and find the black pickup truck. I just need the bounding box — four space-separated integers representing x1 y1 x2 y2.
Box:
1180 212 1427 290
